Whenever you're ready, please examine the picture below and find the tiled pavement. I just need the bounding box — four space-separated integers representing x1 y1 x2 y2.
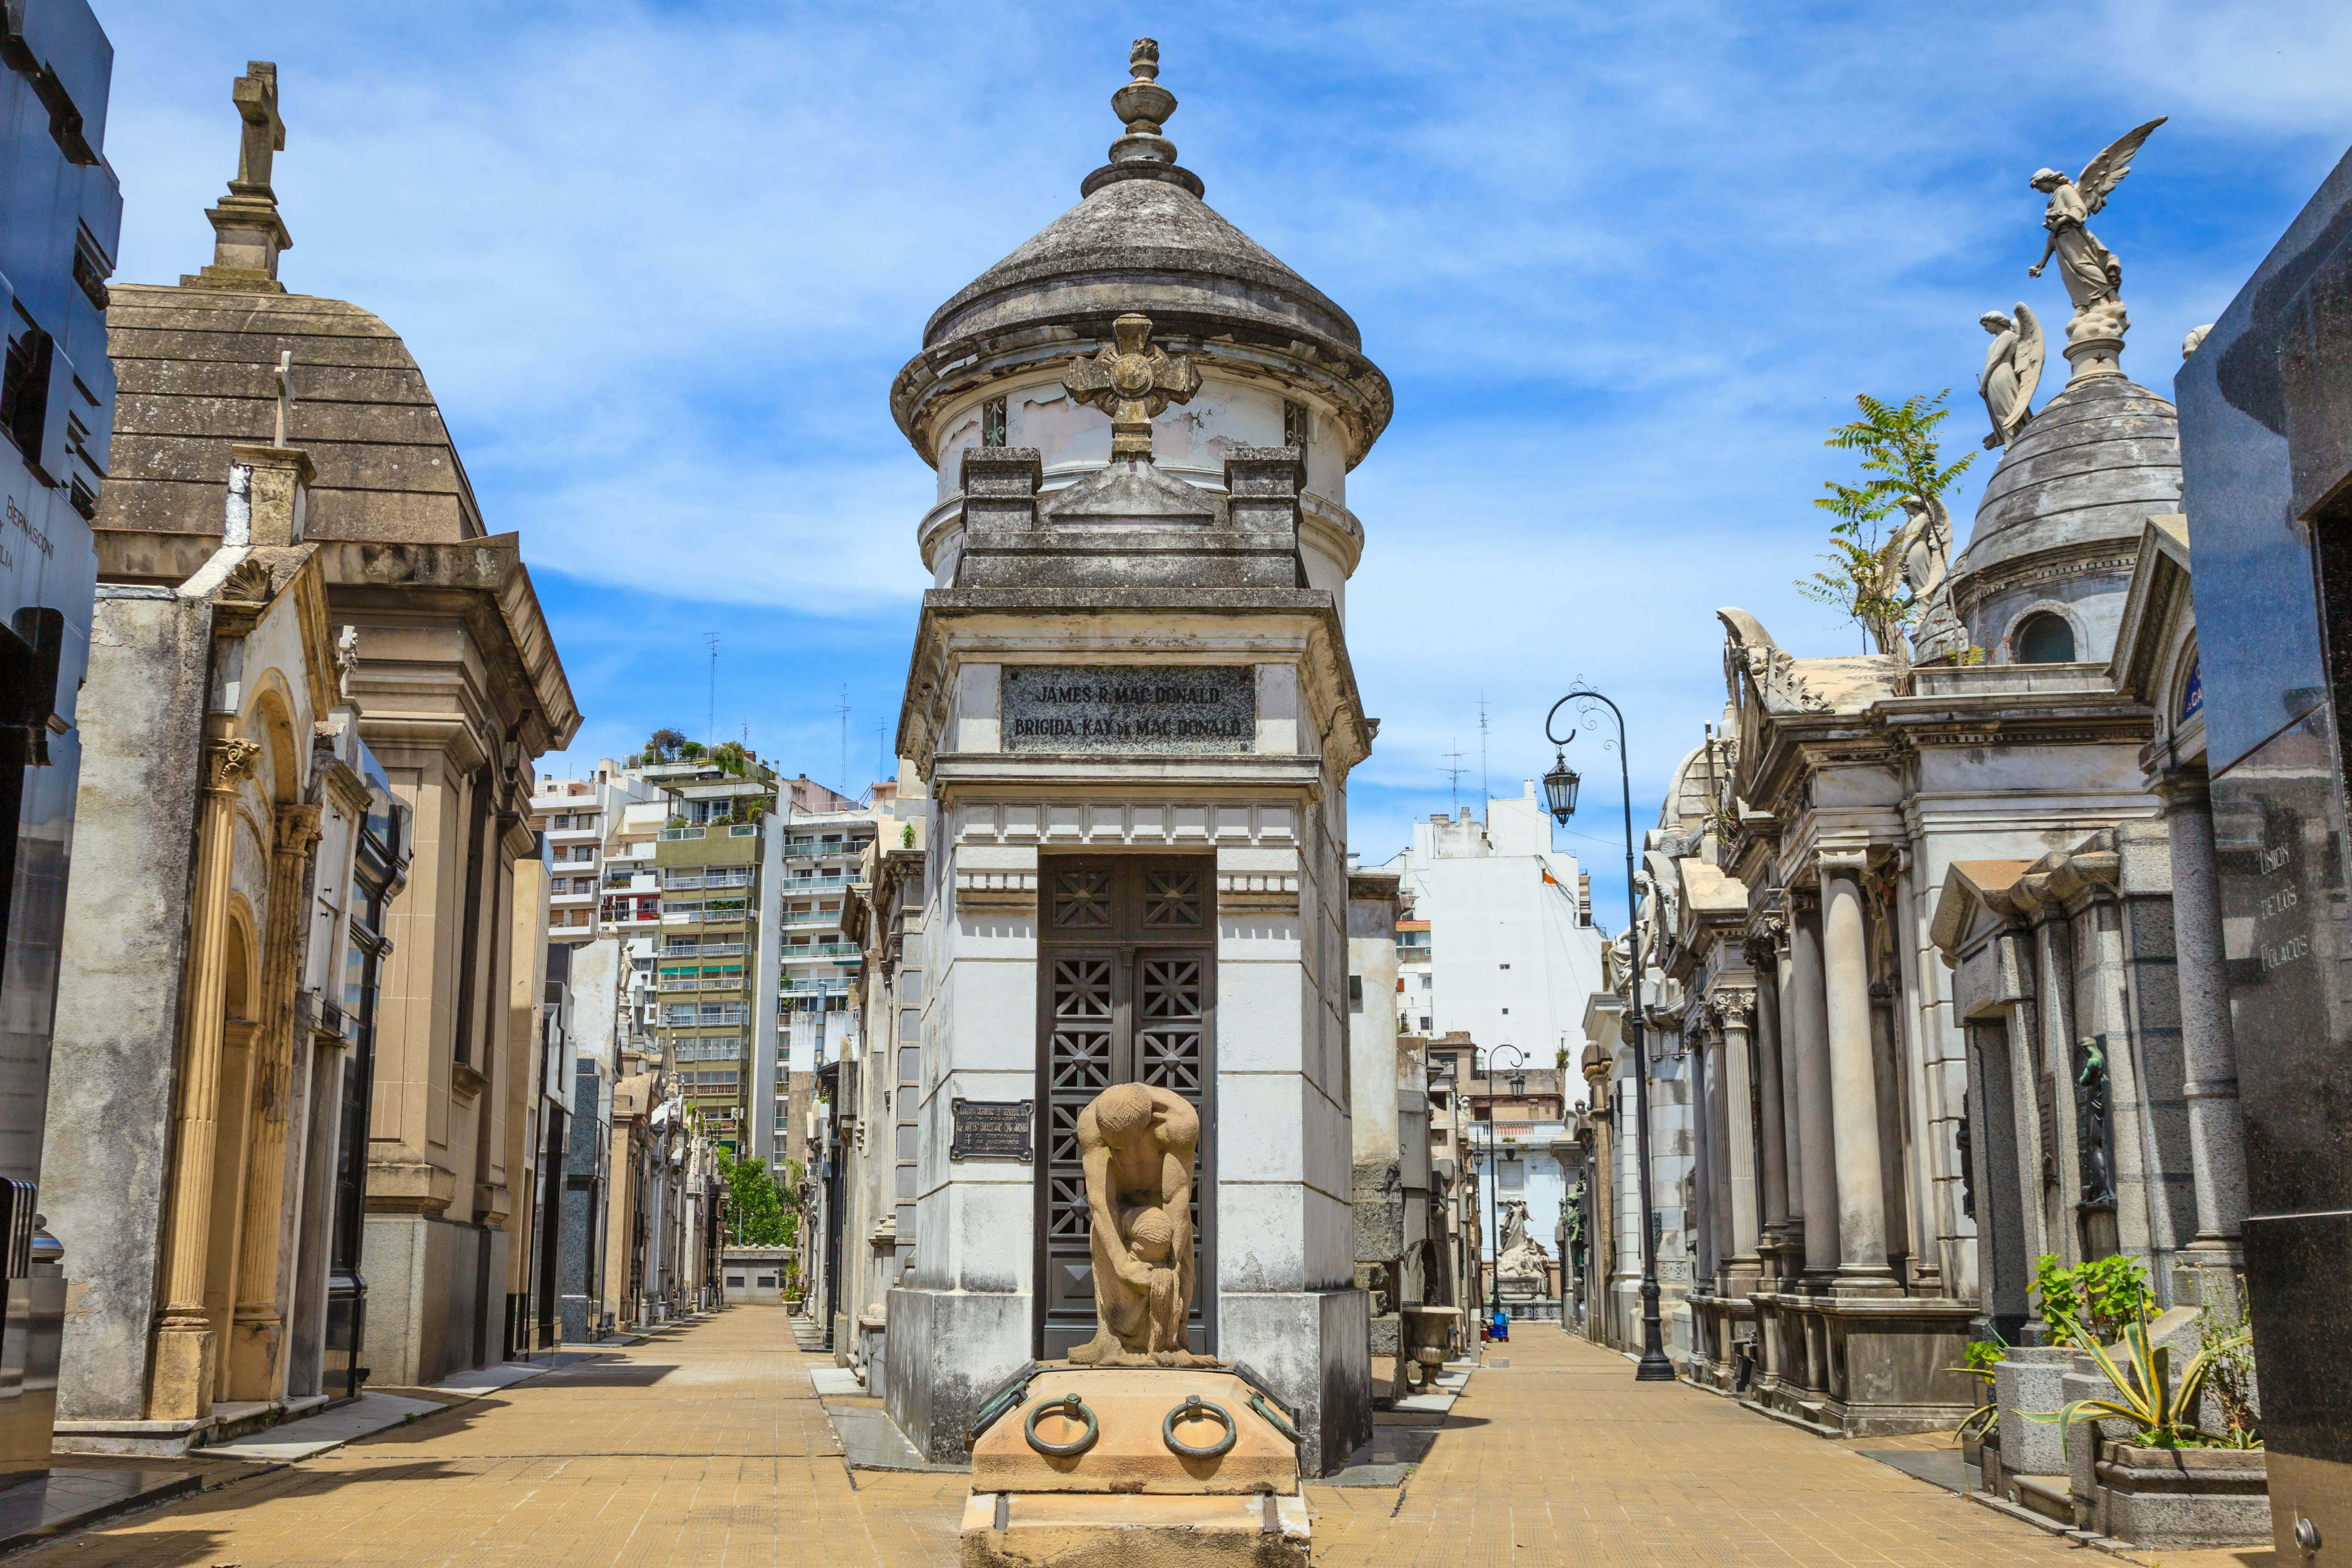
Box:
25 1305 2262 1566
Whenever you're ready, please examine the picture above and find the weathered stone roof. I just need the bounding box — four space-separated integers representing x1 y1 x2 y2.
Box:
1950 373 2181 585
98 284 486 544
892 45 1393 468
923 176 1364 357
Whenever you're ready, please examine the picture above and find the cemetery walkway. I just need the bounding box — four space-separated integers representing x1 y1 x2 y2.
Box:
25 1305 2264 1567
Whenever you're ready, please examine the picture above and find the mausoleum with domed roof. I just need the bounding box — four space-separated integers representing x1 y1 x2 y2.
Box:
1622 154 2228 1440
864 41 1390 1479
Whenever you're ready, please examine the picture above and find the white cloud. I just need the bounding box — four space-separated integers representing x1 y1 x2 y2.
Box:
88 0 2352 905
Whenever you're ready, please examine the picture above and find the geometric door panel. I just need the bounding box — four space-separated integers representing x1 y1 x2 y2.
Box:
1035 857 1215 1360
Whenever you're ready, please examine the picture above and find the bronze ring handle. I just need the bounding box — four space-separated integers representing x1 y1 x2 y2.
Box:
1162 1394 1237 1458
1023 1394 1098 1457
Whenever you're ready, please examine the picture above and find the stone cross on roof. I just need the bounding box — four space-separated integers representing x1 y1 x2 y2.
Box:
1062 313 1200 460
187 61 292 292
231 61 284 195
273 351 296 447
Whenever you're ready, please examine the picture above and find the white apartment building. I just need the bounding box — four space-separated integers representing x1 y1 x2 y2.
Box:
773 778 886 1174
529 763 666 948
1380 782 1608 1089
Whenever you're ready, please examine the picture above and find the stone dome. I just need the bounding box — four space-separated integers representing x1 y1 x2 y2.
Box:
99 284 489 544
1948 371 2182 660
889 42 1392 472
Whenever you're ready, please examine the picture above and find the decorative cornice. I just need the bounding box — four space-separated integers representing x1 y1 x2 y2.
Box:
954 867 1038 913
1216 869 1300 912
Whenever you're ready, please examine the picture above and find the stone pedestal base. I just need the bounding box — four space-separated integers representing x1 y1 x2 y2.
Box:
960 1364 1309 1568
1686 1290 1757 1393
360 1211 503 1387
1217 1288 1368 1479
146 1327 212 1424
884 1284 1032 1465
1748 1289 1976 1436
960 1490 1309 1568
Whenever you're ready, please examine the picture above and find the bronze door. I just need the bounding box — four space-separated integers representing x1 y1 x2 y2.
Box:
1035 857 1215 1359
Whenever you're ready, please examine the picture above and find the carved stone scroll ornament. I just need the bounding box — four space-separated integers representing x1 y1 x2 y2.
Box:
205 736 264 795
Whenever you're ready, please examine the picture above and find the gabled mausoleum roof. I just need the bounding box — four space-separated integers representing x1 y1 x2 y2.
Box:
99 284 488 545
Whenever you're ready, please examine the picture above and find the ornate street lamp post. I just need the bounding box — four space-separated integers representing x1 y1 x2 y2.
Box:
1544 688 1675 1382
1476 1043 1525 1335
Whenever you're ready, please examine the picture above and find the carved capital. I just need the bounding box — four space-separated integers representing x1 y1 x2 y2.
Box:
1816 849 1870 882
205 737 264 794
1712 987 1757 1029
274 800 323 856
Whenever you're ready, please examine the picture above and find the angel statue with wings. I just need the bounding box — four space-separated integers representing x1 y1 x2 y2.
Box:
2027 118 2166 354
1977 304 2045 449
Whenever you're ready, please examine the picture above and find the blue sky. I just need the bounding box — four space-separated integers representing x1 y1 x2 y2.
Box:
92 0 2352 925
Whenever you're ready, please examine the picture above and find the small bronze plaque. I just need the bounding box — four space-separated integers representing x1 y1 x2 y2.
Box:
950 1098 1035 1162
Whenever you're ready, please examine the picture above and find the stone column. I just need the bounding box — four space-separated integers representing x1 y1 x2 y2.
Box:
1820 853 1896 1294
1787 896 1837 1280
1692 1027 1719 1289
1720 989 1762 1294
151 733 262 1422
1773 928 1805 1272
1703 1019 1732 1292
1891 855 1950 1295
2159 767 2249 1301
227 801 322 1400
1750 949 1791 1280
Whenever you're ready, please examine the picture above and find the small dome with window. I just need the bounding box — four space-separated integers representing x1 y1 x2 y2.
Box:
1946 371 2180 665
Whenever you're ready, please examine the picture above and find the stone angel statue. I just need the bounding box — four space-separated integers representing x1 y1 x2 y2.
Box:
1893 492 1953 604
1896 494 1970 665
2028 118 2166 324
1977 303 2045 449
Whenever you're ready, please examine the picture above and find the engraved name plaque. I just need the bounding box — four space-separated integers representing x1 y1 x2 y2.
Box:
1001 664 1254 754
949 1098 1035 1162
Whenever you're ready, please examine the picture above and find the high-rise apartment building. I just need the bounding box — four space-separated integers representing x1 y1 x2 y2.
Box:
772 777 881 1173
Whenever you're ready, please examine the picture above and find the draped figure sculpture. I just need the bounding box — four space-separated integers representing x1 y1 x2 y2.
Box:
1069 1082 1217 1367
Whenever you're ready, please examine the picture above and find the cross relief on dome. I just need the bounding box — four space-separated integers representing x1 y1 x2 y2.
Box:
1062 312 1202 461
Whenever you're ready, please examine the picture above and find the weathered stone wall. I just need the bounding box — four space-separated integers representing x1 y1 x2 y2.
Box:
43 590 211 1421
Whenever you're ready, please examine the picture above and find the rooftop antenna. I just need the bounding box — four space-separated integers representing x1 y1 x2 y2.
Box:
836 686 852 798
1441 740 1469 818
874 718 886 786
1478 692 1490 823
704 632 720 747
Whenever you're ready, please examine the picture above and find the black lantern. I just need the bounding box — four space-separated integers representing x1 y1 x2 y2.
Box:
1542 750 1581 823
1508 1071 1527 1099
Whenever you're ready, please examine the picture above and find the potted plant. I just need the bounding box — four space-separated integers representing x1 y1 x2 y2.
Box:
1947 1333 2005 1486
2028 1296 2266 1547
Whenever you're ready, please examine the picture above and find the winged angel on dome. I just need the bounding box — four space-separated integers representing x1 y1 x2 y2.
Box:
2027 117 2166 365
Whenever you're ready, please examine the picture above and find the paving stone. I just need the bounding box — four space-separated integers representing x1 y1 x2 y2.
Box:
33 1306 2137 1567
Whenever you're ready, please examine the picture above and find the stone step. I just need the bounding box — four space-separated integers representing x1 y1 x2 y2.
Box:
2013 1473 2074 1528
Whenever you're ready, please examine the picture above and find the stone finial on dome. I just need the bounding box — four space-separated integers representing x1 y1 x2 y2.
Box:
1081 39 1206 201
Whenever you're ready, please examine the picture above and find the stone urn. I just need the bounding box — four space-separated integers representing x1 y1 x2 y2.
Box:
1398 1306 1461 1394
